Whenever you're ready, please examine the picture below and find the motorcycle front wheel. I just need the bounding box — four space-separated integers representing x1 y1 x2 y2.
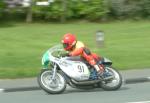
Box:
38 69 66 94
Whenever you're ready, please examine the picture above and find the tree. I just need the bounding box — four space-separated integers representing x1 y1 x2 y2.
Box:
0 0 6 20
24 0 33 23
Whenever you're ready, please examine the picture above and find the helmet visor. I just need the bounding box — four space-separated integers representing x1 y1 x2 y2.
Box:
63 43 69 49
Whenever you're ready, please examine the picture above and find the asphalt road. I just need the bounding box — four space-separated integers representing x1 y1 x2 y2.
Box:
0 69 150 103
0 82 150 103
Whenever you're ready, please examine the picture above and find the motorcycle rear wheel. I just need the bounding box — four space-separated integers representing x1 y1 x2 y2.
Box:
100 67 122 91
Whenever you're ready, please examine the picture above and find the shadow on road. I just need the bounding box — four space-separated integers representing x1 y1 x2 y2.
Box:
51 87 130 95
3 86 129 94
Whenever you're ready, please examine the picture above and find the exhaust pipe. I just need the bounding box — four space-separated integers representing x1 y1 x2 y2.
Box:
71 79 102 85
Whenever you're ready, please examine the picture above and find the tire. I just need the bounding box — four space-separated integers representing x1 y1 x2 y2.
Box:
101 67 122 91
37 69 66 94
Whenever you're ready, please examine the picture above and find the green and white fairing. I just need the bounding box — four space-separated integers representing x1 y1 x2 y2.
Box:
42 44 63 69
41 44 67 69
42 51 50 69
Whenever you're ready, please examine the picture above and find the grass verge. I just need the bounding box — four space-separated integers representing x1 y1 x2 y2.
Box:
0 20 150 78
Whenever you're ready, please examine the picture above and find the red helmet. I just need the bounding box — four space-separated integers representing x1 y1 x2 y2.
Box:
61 33 77 51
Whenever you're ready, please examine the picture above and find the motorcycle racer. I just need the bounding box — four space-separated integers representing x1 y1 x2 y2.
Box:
61 33 112 79
40 44 122 93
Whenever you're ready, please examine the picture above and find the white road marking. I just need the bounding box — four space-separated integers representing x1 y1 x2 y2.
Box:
147 77 150 80
127 101 150 103
0 88 4 92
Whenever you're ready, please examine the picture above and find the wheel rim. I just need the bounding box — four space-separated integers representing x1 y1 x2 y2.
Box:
40 70 65 92
102 67 121 87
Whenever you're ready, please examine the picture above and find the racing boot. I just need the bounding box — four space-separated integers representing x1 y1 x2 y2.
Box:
94 65 113 80
101 69 114 80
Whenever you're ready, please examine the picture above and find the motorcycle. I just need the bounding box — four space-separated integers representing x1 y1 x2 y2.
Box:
38 44 122 94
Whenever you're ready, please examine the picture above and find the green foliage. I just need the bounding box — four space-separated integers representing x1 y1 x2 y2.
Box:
32 0 63 21
0 0 6 19
139 0 150 18
33 0 150 21
1 0 150 22
107 0 150 19
83 0 109 21
32 0 150 21
0 1 5 10
43 0 62 21
32 0 108 21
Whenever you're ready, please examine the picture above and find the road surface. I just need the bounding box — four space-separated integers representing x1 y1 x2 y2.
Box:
0 68 150 103
0 82 150 103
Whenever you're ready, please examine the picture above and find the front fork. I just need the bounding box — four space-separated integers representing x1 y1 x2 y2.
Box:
47 63 58 87
52 63 57 80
